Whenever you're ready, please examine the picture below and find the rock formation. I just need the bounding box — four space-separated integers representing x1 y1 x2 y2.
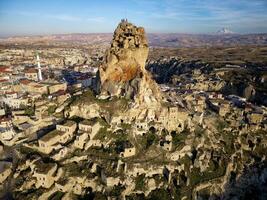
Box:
98 19 162 104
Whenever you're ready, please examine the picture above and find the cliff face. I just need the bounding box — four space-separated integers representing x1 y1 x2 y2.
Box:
98 20 162 104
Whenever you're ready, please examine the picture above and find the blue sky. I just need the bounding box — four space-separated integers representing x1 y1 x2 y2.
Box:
0 0 267 36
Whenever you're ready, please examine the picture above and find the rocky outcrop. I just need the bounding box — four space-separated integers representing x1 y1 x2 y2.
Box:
98 19 162 104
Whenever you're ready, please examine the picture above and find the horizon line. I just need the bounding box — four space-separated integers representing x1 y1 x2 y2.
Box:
1 31 267 39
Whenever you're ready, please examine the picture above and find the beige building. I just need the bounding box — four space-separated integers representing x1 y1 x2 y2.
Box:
33 160 57 188
74 132 89 149
120 141 136 158
75 119 105 149
208 99 232 117
84 139 102 150
79 119 103 139
38 121 77 154
194 96 207 113
157 106 188 132
161 135 173 151
79 120 93 132
56 120 77 133
48 82 67 94
52 147 69 161
15 79 48 94
122 147 136 157
1 96 28 109
134 121 149 135
25 68 38 81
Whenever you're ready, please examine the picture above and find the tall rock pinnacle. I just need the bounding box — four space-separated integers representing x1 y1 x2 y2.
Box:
98 19 162 104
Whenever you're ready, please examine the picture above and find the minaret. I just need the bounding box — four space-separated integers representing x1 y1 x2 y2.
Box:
36 52 43 81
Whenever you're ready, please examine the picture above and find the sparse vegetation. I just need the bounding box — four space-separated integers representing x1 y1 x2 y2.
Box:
47 105 57 115
72 90 129 115
189 160 226 186
135 174 146 191
172 131 187 149
147 188 172 200
3 19 267 200
24 106 35 116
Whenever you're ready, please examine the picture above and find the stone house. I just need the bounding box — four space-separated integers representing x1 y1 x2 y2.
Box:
79 120 93 132
25 68 38 81
79 119 102 139
169 145 192 161
56 120 77 133
47 82 67 94
84 139 102 150
120 141 136 158
38 121 77 154
52 147 69 161
74 132 89 149
157 106 188 132
5 91 18 99
146 109 156 121
16 79 48 94
0 115 13 127
38 130 63 154
110 115 124 127
160 135 173 151
55 175 85 195
192 81 209 91
208 99 231 117
13 114 30 124
194 96 207 113
1 96 28 109
123 146 136 157
134 121 149 135
32 160 57 188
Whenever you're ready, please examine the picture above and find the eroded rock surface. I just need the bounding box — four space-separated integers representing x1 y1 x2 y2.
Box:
98 19 162 104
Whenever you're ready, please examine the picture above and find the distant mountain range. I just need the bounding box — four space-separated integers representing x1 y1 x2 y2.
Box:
1 32 267 47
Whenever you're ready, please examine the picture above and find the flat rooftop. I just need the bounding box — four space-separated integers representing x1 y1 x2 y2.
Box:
39 129 62 142
79 119 96 126
58 120 76 127
34 160 57 174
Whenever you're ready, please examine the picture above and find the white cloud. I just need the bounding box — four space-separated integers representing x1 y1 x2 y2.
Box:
45 14 81 21
87 17 105 22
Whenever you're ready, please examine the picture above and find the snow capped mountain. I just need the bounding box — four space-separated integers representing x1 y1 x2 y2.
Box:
216 28 235 34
